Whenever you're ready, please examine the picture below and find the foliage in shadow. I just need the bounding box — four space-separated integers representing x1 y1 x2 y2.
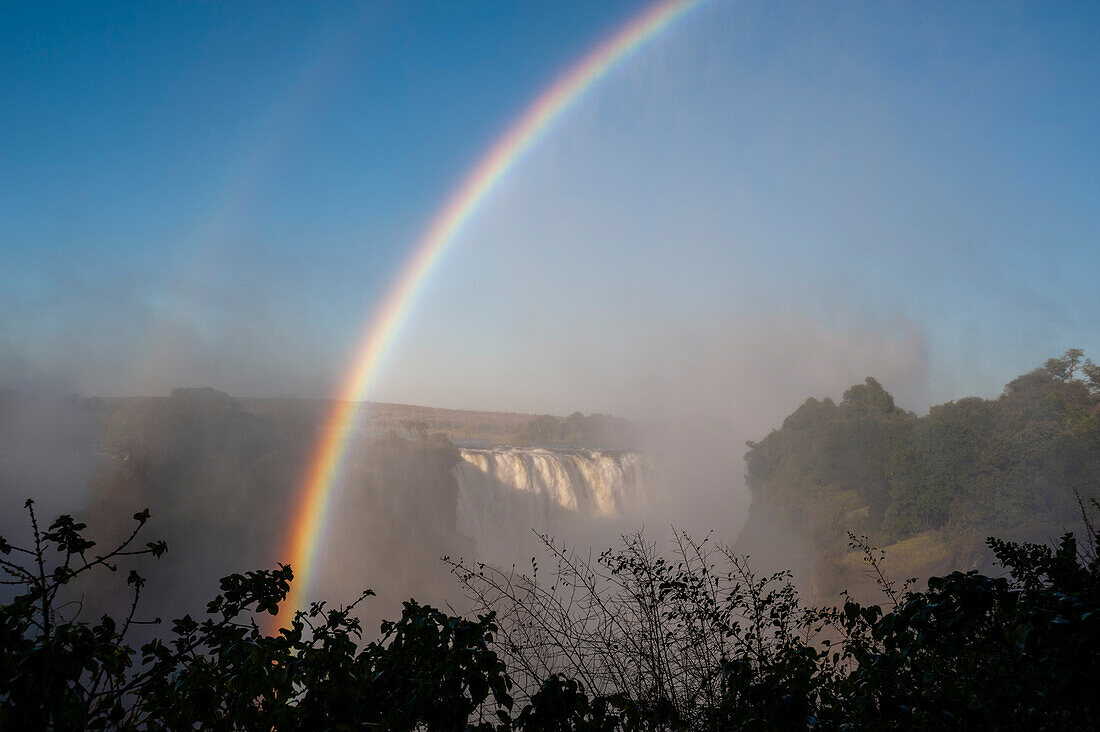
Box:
2 497 1098 729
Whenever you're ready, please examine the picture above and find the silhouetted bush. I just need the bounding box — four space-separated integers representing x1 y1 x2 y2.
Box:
3 497 1099 729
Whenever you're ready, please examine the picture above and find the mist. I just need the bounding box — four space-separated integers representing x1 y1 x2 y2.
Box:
2 0 1098 650
0 304 927 627
0 392 96 539
5 3 1100 725
603 313 928 535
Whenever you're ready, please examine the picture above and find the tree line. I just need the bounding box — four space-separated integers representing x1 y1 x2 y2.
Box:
742 350 1100 597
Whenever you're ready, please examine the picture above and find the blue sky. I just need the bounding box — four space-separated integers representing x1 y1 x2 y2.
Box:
2 1 1098 425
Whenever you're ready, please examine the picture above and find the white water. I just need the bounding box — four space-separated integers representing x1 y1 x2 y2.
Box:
454 447 652 566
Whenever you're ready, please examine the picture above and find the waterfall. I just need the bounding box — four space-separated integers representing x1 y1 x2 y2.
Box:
453 447 651 567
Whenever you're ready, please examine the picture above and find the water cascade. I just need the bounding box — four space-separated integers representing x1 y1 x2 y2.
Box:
453 447 651 566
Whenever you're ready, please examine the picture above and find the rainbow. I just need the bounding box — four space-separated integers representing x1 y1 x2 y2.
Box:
275 0 709 626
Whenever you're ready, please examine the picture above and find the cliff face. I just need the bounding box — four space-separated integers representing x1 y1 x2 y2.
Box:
66 391 644 630
77 391 473 628
738 358 1100 602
